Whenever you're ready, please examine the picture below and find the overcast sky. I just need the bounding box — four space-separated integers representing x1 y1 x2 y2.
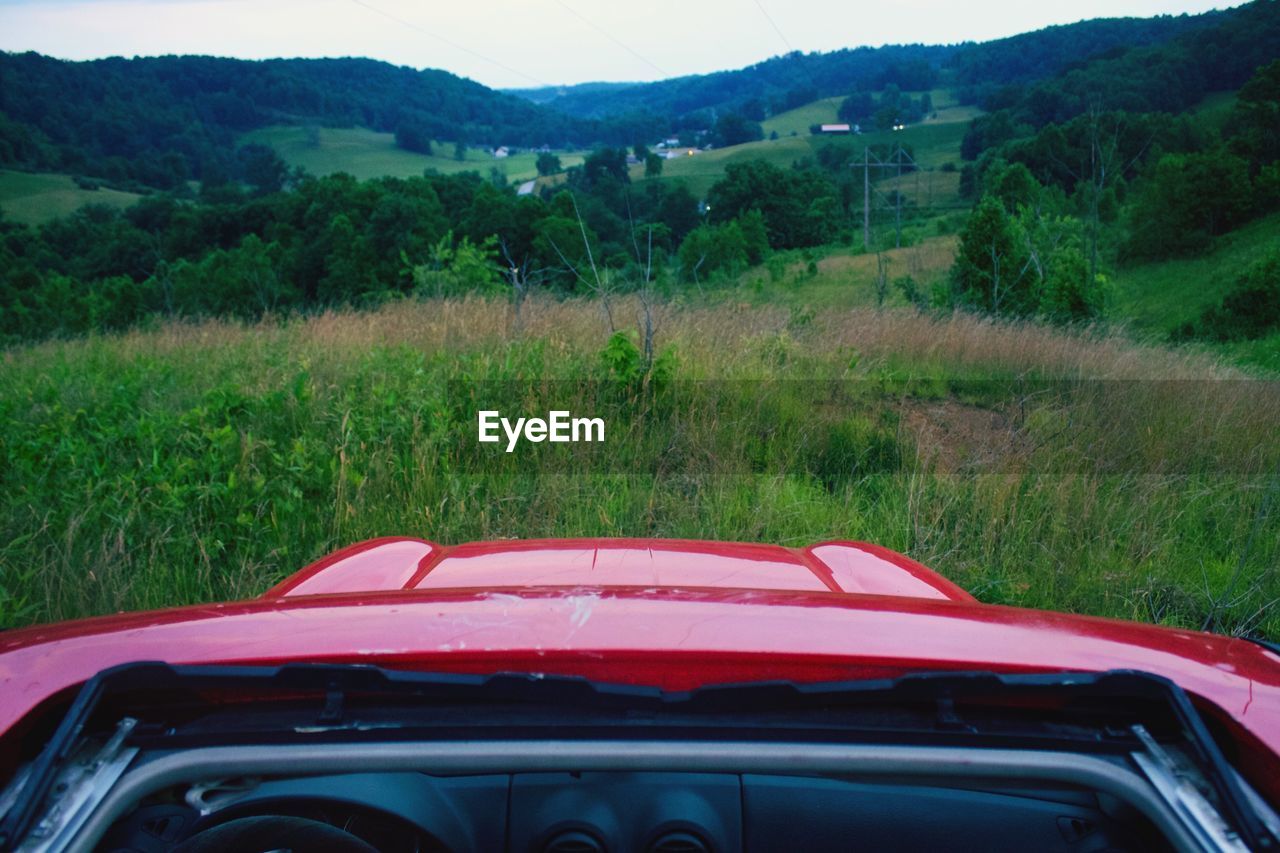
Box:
0 0 1247 89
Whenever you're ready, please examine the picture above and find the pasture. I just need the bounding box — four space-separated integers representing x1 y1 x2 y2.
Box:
0 171 143 225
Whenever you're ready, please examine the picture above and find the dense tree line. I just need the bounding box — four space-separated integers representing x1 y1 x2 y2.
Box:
0 53 624 189
958 1 1280 129
836 85 933 130
960 56 1280 266
0 142 844 342
947 20 1280 332
522 45 953 123
949 12 1221 102
523 8 1229 130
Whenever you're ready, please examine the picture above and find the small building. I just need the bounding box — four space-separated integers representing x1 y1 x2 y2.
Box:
494 146 510 159
516 180 537 197
820 124 852 134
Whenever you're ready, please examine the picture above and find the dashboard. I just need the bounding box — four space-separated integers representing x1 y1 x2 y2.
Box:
99 770 1158 852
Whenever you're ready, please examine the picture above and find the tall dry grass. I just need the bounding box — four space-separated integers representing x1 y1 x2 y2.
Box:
2 295 1276 637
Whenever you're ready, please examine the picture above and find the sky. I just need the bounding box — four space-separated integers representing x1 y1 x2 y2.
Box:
0 0 1247 89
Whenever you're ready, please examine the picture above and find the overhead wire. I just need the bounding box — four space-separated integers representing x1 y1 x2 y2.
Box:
552 0 669 79
347 0 553 87
748 0 795 54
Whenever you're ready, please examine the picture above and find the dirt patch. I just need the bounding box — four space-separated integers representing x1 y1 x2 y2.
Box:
898 398 1034 473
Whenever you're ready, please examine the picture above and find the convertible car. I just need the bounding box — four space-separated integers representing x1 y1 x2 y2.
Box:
1 537 1278 852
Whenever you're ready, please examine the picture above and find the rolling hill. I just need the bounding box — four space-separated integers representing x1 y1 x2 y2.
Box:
0 170 142 225
240 126 587 184
513 10 1223 121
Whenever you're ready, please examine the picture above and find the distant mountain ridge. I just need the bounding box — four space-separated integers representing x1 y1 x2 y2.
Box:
0 53 606 188
509 10 1225 121
0 5 1247 191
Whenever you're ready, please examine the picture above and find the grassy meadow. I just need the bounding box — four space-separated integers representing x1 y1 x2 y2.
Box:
761 96 846 136
3 93 1277 644
1111 211 1280 372
637 95 971 197
0 170 143 225
241 126 587 183
2 295 1277 641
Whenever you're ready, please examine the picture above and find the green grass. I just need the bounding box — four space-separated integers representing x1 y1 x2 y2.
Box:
761 89 981 139
1110 211 1280 331
1109 212 1280 373
761 96 845 137
1 297 1276 640
0 171 143 226
707 231 960 311
242 126 586 183
642 91 974 197
638 136 817 196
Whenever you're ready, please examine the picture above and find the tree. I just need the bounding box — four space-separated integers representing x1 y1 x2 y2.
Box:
1177 250 1280 341
706 160 837 249
838 91 875 124
1229 59 1280 167
408 233 505 298
949 195 1036 316
237 144 288 195
1038 241 1103 323
579 147 630 188
713 113 764 147
536 152 562 176
983 159 1042 212
453 141 468 162
677 221 748 283
1125 151 1252 259
394 121 433 155
644 152 664 178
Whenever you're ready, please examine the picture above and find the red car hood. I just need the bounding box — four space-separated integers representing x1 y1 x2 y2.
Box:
2 538 1279 786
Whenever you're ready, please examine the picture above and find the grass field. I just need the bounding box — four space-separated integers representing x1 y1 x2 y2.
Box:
2 296 1276 639
635 135 817 196
721 233 960 309
761 96 845 137
242 126 586 183
761 90 982 139
1110 211 1280 371
0 170 143 225
641 96 971 197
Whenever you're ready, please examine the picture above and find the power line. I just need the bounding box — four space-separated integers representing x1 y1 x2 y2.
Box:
746 0 821 101
553 0 668 79
348 0 553 88
748 0 795 54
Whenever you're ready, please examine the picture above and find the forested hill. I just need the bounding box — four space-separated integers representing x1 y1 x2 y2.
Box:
511 44 954 121
0 53 604 188
513 9 1224 122
948 12 1225 96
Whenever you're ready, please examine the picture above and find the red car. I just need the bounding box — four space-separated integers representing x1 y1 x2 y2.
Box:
1 537 1278 852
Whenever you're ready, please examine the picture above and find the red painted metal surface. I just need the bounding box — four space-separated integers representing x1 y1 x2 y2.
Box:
804 541 976 601
1 538 1278 791
263 537 438 598
414 539 834 592
259 537 974 601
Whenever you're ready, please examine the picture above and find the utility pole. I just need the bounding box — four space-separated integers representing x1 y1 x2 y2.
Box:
863 146 871 252
858 143 926 255
895 144 903 249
